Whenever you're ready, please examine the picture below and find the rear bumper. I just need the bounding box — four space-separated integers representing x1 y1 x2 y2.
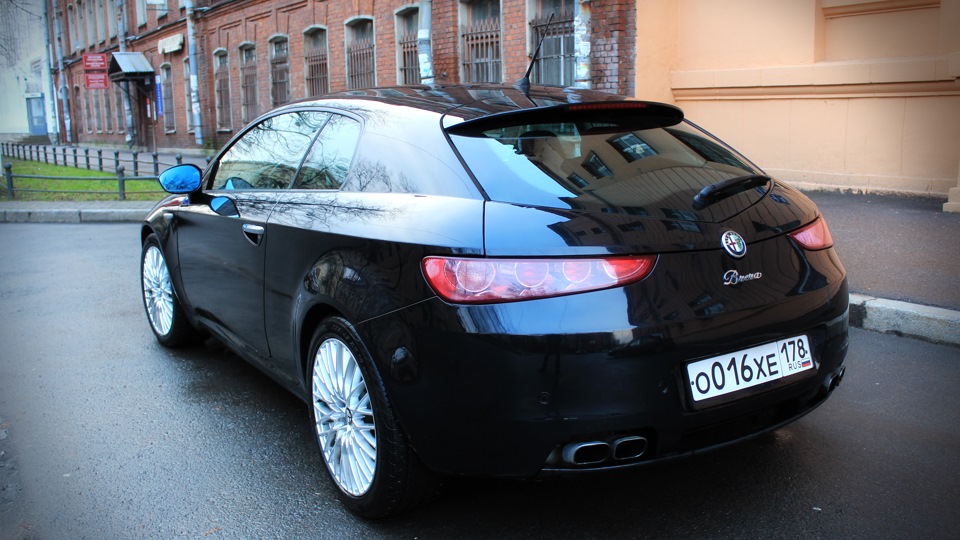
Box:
359 273 849 478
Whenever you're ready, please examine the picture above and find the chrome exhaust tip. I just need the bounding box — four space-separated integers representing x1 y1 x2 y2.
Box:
611 435 648 461
561 441 610 465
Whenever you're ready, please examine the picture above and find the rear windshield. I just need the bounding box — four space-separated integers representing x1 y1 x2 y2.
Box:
447 119 761 217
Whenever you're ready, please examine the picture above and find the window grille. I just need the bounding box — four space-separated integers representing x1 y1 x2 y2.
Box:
398 34 420 84
240 46 258 123
271 39 291 106
161 65 175 132
305 31 329 97
347 21 375 90
74 87 84 133
530 9 575 86
461 18 501 83
398 10 420 84
84 89 93 132
103 86 113 132
214 53 232 130
93 89 103 132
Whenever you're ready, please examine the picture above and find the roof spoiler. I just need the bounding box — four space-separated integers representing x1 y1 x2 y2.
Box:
445 101 685 137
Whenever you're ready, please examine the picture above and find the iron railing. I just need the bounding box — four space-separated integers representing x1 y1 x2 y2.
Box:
347 39 376 90
530 12 575 87
399 32 421 85
305 47 330 96
0 142 214 200
461 18 502 83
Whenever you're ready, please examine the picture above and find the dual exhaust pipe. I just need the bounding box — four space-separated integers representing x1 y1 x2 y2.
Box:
561 435 648 466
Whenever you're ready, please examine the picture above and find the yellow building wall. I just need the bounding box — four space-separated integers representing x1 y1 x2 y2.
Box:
636 0 960 206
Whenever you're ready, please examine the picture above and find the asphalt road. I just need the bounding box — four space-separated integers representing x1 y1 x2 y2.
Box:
1 223 958 539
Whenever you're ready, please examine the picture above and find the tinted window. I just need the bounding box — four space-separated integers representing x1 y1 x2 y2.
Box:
448 120 761 218
293 114 362 190
211 111 330 190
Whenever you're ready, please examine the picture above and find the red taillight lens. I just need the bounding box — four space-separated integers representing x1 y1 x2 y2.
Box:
789 217 834 250
422 256 657 304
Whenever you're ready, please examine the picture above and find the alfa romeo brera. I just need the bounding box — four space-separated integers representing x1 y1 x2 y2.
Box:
140 84 849 518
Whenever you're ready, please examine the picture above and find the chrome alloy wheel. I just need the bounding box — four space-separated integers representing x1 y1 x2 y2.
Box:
312 337 377 497
142 245 174 337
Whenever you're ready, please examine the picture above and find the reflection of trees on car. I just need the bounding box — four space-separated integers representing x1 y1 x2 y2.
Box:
214 111 331 189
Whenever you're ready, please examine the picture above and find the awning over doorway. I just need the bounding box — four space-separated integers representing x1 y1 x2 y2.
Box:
108 52 155 83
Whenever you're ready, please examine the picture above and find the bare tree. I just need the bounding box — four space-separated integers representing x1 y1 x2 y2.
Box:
0 0 43 70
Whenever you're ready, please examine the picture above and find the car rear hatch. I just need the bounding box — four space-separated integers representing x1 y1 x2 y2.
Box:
444 101 819 256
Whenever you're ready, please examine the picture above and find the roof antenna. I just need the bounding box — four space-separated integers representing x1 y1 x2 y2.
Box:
515 13 554 97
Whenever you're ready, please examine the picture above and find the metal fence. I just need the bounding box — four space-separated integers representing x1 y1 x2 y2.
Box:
0 142 206 200
2 162 161 201
1 142 192 176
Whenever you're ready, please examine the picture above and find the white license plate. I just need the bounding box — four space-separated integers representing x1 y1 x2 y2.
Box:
686 335 814 402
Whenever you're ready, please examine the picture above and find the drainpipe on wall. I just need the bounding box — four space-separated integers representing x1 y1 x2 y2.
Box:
417 0 435 84
117 0 134 144
185 0 203 146
573 0 592 89
53 3 72 143
43 1 60 144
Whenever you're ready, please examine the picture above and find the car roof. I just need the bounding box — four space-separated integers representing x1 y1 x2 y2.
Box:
281 83 631 121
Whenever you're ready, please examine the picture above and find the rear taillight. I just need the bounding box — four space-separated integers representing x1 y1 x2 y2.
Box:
422 255 657 304
789 217 834 250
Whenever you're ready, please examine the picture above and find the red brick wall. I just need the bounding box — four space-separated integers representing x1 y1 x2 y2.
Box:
590 0 636 95
53 0 636 151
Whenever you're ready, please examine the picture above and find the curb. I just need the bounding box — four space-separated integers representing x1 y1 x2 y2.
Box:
1 208 149 223
849 293 960 347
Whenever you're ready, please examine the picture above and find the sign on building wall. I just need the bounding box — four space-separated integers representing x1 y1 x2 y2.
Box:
82 53 109 71
84 73 110 90
158 34 184 55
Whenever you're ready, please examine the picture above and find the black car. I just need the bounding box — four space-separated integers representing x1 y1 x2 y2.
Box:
140 84 848 518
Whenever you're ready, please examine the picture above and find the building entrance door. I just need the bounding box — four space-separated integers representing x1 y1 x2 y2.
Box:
26 96 47 136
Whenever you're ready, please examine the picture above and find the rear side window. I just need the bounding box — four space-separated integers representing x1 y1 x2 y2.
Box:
294 114 362 190
210 111 330 190
448 118 761 217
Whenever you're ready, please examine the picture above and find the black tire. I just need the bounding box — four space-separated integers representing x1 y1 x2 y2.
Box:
307 316 438 518
140 234 199 347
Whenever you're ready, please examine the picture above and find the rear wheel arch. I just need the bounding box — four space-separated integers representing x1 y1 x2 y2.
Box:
299 303 343 383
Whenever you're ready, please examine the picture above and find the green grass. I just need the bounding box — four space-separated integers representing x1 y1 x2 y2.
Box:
0 158 163 201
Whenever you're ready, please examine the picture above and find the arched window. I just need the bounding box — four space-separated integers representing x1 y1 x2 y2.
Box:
74 86 85 134
183 58 194 132
345 18 376 90
213 50 232 130
270 36 291 106
396 7 420 84
460 0 502 83
160 63 175 132
93 89 103 132
304 27 329 97
239 43 258 123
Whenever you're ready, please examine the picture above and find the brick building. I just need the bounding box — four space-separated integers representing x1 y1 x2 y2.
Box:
48 0 636 153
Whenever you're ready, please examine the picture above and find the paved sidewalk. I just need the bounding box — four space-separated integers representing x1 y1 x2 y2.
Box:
1 190 958 347
0 200 154 223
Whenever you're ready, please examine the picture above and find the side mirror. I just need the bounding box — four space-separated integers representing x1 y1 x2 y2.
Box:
158 164 202 194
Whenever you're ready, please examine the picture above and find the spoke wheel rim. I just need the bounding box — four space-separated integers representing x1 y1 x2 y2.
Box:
142 245 174 337
312 337 377 497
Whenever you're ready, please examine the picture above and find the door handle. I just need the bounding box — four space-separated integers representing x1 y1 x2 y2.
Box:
242 223 265 246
